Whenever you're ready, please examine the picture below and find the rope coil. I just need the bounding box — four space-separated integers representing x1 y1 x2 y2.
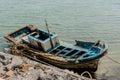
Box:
81 71 93 80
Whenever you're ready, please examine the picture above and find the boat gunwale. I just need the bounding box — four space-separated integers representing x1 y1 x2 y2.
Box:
4 25 108 62
4 24 38 45
15 43 107 63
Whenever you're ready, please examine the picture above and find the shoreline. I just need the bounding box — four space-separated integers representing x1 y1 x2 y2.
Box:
1 48 120 80
0 51 94 80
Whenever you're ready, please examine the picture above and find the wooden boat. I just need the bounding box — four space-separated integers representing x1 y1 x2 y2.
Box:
4 24 108 72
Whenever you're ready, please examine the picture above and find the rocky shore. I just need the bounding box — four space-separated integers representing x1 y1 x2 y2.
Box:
0 49 93 80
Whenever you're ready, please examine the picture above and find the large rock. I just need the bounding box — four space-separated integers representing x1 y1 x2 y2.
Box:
0 51 93 80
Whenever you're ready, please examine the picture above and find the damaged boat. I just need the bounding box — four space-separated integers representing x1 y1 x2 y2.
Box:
4 24 108 72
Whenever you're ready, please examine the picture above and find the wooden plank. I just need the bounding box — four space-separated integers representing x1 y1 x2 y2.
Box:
49 45 61 53
62 49 74 57
55 48 67 56
76 54 88 60
67 51 81 59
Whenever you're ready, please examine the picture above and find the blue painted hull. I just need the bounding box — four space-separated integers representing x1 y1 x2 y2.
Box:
4 24 108 71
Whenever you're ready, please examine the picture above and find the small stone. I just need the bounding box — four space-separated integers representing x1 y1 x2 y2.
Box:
29 67 34 70
5 70 14 76
1 61 8 66
3 67 9 71
0 78 5 80
21 64 29 72
0 55 5 60
3 48 12 54
37 76 42 80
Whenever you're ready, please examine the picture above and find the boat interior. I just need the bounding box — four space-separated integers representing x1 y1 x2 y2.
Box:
5 26 106 62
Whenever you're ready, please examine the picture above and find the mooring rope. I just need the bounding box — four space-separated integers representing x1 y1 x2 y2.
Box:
81 71 93 80
105 55 120 64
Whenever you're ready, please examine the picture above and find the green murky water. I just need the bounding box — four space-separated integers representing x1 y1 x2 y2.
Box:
0 0 120 79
